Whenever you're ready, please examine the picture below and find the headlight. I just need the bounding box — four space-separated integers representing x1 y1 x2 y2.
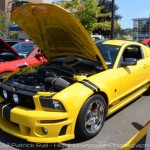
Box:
12 93 20 104
3 90 8 99
40 96 65 112
53 100 64 110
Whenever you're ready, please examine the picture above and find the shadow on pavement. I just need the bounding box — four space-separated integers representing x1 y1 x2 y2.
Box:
132 122 144 131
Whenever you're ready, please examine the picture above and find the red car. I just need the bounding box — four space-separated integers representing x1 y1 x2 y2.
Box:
141 38 150 47
0 38 46 76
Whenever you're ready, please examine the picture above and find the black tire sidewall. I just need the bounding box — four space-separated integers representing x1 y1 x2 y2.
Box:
75 94 107 139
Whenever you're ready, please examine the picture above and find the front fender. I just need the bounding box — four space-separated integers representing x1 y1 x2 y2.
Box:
53 80 111 112
53 82 95 112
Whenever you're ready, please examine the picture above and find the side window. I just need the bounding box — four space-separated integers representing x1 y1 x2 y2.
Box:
122 45 143 60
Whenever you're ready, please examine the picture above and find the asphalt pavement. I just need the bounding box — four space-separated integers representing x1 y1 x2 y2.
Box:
0 94 150 150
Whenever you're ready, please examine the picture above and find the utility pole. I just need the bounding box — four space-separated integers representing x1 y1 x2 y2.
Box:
110 0 115 39
149 13 150 38
136 20 139 41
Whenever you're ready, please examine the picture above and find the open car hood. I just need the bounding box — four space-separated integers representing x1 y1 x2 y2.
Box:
11 3 108 69
0 38 22 58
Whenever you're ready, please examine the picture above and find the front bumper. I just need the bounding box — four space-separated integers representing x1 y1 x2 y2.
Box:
0 99 75 143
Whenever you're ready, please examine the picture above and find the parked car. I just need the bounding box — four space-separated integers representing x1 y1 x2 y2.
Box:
4 39 21 46
12 41 41 58
0 38 46 77
91 35 103 42
0 3 150 143
141 38 150 47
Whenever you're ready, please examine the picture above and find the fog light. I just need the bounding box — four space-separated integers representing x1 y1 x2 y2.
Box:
42 127 48 134
12 93 19 104
35 127 48 136
3 90 8 99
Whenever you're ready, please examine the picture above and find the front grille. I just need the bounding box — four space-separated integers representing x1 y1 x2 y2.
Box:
15 94 35 109
0 85 35 109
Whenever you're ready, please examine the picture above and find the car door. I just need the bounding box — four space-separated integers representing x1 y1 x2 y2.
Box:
118 44 149 98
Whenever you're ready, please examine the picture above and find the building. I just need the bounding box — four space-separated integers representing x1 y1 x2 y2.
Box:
0 0 43 12
0 0 9 11
133 17 150 42
0 0 43 39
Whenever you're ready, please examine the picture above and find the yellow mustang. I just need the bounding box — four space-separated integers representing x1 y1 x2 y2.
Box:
0 3 150 143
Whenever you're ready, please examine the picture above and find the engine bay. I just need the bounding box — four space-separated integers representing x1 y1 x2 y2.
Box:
5 61 102 93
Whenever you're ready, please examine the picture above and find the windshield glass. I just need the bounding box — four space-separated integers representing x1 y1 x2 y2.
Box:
96 42 120 68
12 43 36 58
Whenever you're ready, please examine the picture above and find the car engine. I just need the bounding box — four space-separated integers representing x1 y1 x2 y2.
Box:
5 63 101 93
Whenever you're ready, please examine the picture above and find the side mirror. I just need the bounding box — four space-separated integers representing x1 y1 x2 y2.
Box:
120 58 137 67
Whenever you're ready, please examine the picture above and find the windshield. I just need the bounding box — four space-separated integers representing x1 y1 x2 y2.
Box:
12 43 36 58
96 42 120 68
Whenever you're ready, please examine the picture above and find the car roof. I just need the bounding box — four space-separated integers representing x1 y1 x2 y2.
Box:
103 40 130 46
17 41 35 44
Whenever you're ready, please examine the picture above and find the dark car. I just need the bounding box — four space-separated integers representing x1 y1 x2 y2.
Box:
4 39 21 46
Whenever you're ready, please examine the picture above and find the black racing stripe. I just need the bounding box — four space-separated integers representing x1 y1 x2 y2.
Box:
3 103 16 121
119 83 147 102
79 81 97 92
0 101 9 118
83 79 100 92
109 104 113 108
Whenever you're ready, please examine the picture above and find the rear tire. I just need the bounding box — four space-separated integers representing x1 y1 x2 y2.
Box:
75 94 107 139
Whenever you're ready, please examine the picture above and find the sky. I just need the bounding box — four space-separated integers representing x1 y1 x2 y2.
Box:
43 0 150 29
117 0 150 29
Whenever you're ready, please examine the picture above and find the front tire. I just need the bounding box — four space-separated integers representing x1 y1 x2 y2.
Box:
75 94 107 139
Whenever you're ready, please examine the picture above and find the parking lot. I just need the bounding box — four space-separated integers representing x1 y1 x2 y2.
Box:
0 94 149 150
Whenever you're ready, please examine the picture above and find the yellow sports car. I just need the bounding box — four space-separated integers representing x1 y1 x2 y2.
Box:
0 3 150 143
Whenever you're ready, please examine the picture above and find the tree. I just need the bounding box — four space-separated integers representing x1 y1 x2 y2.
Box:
0 11 11 38
64 0 101 33
122 28 133 36
94 0 122 38
63 0 122 37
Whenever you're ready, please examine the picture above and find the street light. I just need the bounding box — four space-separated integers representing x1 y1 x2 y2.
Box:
110 0 115 39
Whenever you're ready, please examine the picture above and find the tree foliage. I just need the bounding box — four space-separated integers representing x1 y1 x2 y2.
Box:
122 28 133 36
95 0 122 37
0 11 11 38
63 0 122 38
114 36 127 40
64 0 100 33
